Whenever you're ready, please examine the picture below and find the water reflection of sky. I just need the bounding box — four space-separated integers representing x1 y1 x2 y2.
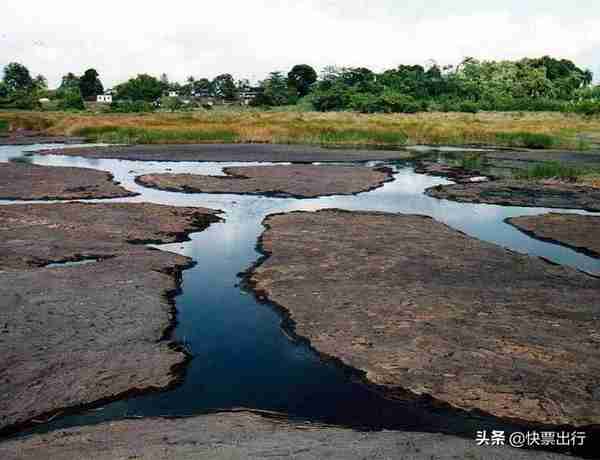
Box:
2 144 598 275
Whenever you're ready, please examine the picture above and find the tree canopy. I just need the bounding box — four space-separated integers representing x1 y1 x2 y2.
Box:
3 63 33 92
212 74 237 101
287 64 317 97
115 74 163 102
80 69 104 99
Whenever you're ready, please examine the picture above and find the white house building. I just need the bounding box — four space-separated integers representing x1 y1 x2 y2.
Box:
97 90 114 103
96 94 113 103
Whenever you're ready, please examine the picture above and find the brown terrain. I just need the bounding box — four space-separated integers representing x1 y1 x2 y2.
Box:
248 210 600 426
508 213 600 258
0 203 220 431
0 411 570 460
35 143 414 162
0 162 136 200
426 180 600 211
136 165 394 198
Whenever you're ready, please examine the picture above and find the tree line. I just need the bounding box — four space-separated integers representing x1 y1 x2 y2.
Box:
1 57 599 114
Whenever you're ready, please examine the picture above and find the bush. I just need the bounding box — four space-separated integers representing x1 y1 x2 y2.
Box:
568 100 600 116
57 90 85 110
379 92 423 113
0 119 8 134
349 93 381 113
495 132 557 149
311 85 352 111
456 101 479 113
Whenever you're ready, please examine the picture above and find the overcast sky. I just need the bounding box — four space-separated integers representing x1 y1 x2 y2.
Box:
2 0 599 88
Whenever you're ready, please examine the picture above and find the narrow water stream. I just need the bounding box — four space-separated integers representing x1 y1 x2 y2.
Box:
1 144 599 455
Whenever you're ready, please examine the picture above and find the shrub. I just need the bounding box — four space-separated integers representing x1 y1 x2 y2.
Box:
349 93 381 113
311 85 352 111
0 119 8 134
456 101 479 113
379 92 423 113
568 100 600 116
57 90 85 111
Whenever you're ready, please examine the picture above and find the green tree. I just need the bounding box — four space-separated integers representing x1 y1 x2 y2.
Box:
33 74 48 90
193 78 212 94
212 74 237 101
3 62 33 92
79 69 104 99
58 73 80 95
287 64 317 97
115 74 163 102
254 72 293 106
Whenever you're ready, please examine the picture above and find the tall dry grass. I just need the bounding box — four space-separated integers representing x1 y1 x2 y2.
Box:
2 110 600 148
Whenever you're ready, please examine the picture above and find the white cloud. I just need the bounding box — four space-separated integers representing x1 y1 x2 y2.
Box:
1 0 599 88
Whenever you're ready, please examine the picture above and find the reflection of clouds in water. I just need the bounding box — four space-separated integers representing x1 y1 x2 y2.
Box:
2 143 600 275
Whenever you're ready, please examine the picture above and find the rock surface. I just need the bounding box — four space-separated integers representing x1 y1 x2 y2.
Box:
426 180 600 211
0 203 220 431
0 162 136 200
136 165 394 198
508 213 600 258
248 210 600 426
0 202 220 269
36 143 414 162
0 411 570 460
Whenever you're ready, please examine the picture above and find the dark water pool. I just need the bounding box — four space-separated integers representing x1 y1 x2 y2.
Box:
1 144 599 456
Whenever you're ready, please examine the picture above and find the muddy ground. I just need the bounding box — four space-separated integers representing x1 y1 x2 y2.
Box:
136 165 394 198
0 411 570 460
0 203 220 431
508 213 600 258
0 162 136 200
36 143 416 162
248 210 600 427
426 181 600 211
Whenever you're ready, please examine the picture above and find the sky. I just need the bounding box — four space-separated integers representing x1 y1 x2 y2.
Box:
1 0 600 88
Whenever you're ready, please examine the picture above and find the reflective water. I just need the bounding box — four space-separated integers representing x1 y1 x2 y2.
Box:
1 144 599 455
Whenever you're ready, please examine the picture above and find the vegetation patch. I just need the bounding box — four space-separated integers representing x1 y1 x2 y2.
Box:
75 126 239 144
317 129 407 145
0 119 8 134
3 110 600 149
514 161 582 182
459 154 485 171
495 131 557 149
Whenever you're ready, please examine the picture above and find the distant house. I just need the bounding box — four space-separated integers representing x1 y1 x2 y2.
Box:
167 91 179 98
96 90 113 104
239 87 261 105
192 89 215 106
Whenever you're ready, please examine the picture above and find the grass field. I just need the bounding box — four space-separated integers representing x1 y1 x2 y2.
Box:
1 109 600 149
